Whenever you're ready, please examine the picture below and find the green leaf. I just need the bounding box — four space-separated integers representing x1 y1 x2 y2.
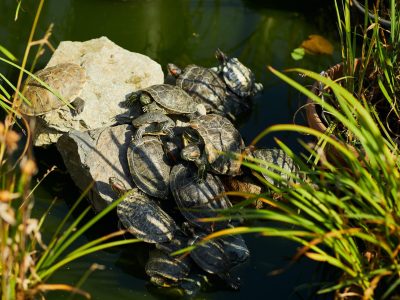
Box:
291 47 305 60
0 45 17 62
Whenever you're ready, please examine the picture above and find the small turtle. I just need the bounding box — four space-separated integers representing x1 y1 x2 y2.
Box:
214 49 263 97
170 163 232 232
127 84 200 115
109 177 176 243
189 234 240 290
18 63 86 116
252 148 299 186
127 136 171 199
182 114 244 177
145 249 192 287
167 64 226 114
131 111 175 140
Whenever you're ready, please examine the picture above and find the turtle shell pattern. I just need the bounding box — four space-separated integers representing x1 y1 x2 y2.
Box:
128 136 171 199
170 163 232 232
190 114 244 175
221 57 256 98
117 188 176 243
145 249 192 284
142 84 198 114
253 148 299 185
189 234 231 275
175 65 226 112
19 63 86 116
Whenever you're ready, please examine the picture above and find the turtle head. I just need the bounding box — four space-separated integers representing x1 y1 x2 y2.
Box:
126 91 141 106
182 128 202 147
109 177 127 196
215 49 228 63
181 144 202 162
167 63 182 77
137 92 152 106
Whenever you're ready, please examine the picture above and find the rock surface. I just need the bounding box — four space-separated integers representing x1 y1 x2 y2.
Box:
34 36 164 146
57 124 135 212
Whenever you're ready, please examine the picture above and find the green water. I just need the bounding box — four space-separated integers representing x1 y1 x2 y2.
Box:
1 0 340 299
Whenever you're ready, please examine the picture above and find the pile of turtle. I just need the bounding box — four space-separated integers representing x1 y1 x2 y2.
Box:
108 49 266 295
18 48 299 296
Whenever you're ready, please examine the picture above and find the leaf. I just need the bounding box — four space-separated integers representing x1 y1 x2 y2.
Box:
0 45 17 62
300 34 334 55
291 47 305 60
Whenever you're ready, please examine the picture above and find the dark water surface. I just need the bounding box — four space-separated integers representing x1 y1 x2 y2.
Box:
1 0 340 299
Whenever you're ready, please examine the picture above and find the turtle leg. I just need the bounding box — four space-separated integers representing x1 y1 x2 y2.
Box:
196 163 207 183
134 124 148 140
70 97 85 116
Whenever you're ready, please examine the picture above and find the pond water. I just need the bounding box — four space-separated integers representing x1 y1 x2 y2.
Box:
1 0 341 299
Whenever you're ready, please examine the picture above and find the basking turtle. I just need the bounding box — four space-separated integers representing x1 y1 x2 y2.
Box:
127 84 200 115
170 163 232 232
127 136 171 199
189 234 240 290
167 64 226 114
252 148 299 186
181 114 244 177
131 112 175 140
145 249 192 287
18 63 86 116
109 177 176 243
214 49 263 97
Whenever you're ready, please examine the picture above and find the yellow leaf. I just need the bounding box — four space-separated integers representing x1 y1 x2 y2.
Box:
300 34 334 55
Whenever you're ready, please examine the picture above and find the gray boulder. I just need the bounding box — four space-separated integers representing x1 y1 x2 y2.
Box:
34 36 163 146
57 124 134 212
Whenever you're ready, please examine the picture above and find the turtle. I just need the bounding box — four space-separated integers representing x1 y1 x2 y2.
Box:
127 84 200 115
109 177 177 243
170 163 232 232
18 63 86 116
131 111 175 140
145 249 192 287
214 49 263 97
251 148 299 186
167 64 227 114
127 136 171 199
181 114 244 177
189 234 240 290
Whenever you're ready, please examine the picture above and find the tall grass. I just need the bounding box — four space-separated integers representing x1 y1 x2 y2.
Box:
0 1 139 299
185 3 400 298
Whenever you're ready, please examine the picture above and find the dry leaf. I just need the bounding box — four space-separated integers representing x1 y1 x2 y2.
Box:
300 34 334 55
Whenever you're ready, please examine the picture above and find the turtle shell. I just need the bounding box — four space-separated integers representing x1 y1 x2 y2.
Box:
220 57 256 97
252 148 299 185
170 163 232 232
127 136 171 199
189 234 231 274
145 249 192 285
175 65 226 113
218 234 250 265
117 188 176 243
19 63 86 116
190 114 244 175
142 84 198 114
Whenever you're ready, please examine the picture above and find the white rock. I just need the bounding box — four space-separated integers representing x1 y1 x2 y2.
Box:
57 124 134 212
34 36 164 146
